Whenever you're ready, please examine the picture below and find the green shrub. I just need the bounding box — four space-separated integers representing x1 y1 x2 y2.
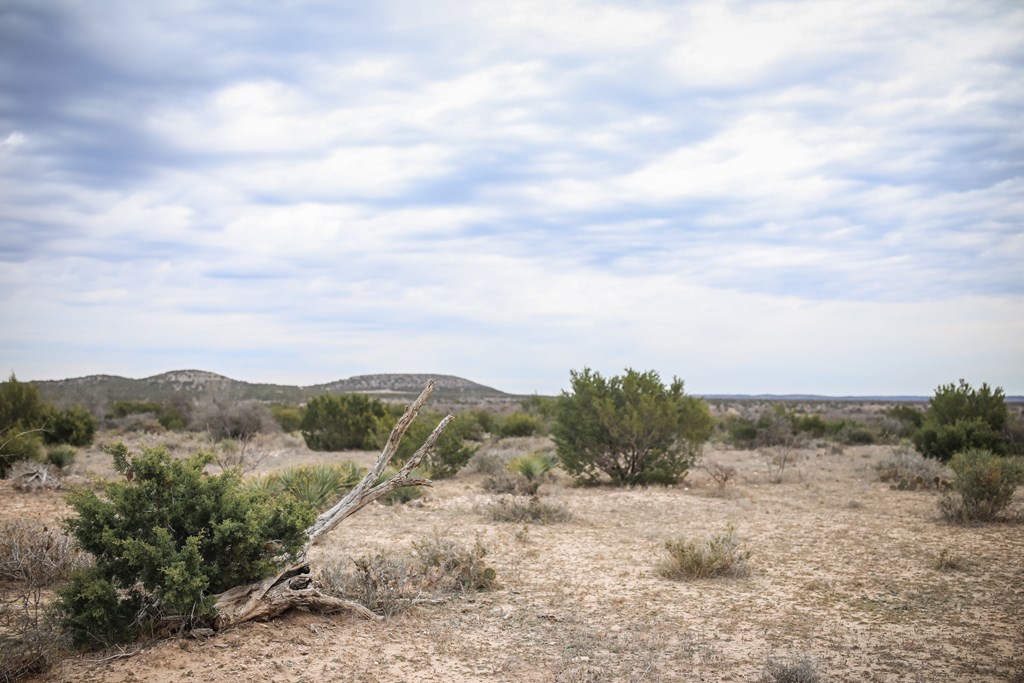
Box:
719 415 759 448
657 525 752 580
45 444 77 470
270 405 304 433
301 394 386 451
553 368 714 485
939 448 1023 522
0 374 50 477
57 443 314 647
0 428 43 478
57 567 147 649
507 452 556 481
914 380 1009 461
495 412 542 438
43 406 96 447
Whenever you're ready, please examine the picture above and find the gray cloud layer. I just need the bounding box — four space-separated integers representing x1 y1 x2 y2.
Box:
1 0 1022 393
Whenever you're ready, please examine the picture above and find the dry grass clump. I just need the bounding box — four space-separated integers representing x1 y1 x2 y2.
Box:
759 656 823 683
487 495 574 524
317 537 496 617
0 520 88 586
657 525 752 580
933 548 972 572
0 520 88 682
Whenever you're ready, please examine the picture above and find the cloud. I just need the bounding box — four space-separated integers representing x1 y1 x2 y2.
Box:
1 0 1021 393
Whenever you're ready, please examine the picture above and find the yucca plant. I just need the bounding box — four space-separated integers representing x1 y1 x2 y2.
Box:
253 462 368 512
505 452 556 495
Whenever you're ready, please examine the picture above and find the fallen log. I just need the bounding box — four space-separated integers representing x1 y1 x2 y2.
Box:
213 380 450 629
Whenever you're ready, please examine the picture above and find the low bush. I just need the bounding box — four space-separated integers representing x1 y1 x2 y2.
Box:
657 525 752 580
302 394 386 451
938 448 1023 522
45 444 77 470
487 495 574 524
413 536 498 592
875 445 950 490
0 519 88 586
43 406 96 447
0 428 43 478
57 443 314 647
495 412 543 438
269 404 303 433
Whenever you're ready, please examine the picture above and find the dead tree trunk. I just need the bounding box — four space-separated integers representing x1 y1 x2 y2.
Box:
213 380 451 629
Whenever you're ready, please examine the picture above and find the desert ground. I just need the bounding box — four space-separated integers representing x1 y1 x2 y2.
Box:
4 428 1023 682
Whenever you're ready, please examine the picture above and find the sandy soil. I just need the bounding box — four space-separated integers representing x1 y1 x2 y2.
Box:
5 434 1023 682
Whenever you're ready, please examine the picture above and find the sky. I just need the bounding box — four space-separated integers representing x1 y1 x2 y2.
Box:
1 0 1022 396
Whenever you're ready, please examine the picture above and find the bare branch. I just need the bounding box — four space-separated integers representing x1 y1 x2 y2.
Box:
303 381 452 549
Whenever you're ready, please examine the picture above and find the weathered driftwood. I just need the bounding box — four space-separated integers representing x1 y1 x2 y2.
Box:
213 380 450 629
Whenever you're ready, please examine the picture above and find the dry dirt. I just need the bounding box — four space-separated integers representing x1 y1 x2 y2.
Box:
5 432 1024 682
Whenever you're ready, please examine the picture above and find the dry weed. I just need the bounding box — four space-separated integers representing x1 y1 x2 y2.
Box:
657 525 752 580
487 495 574 524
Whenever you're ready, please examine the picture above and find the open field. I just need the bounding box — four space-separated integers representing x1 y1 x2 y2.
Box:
3 429 1023 682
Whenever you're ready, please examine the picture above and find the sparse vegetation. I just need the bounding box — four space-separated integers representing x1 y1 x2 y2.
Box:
657 525 752 580
938 448 1023 522
317 537 496 617
553 368 714 486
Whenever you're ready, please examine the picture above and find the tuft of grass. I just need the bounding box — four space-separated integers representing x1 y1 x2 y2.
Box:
657 525 752 580
487 495 574 524
933 548 972 572
759 656 823 683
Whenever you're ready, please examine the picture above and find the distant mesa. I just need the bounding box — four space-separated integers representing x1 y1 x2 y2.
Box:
31 370 509 405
